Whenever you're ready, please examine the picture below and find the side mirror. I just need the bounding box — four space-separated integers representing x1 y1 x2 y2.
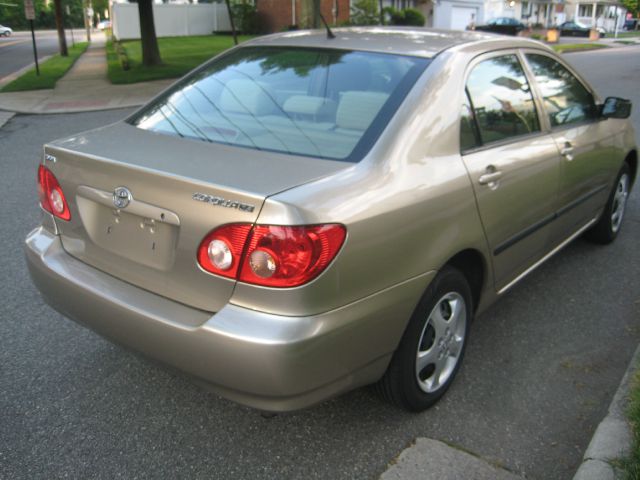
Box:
601 97 632 119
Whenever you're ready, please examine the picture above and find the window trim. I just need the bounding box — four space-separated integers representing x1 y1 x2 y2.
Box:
460 48 544 155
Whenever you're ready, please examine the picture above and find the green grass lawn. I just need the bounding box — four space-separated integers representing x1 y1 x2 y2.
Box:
616 30 640 38
1 42 89 92
616 370 640 479
552 43 609 53
107 35 255 84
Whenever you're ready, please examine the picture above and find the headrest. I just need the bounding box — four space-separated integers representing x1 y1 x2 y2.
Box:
336 91 389 131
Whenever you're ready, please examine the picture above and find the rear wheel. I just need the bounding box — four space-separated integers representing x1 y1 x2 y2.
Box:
376 266 472 412
586 163 630 244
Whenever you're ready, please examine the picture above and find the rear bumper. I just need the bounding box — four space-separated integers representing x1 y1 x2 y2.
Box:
25 227 432 411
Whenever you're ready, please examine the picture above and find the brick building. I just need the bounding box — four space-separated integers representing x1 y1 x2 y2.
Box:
256 0 351 32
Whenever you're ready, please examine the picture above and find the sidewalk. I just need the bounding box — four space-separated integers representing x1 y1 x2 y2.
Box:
0 32 173 114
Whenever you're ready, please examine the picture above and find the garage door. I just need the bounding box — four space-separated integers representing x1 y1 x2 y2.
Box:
451 6 478 30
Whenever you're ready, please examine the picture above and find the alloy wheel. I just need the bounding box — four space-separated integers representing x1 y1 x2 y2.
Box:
611 173 629 233
415 292 467 393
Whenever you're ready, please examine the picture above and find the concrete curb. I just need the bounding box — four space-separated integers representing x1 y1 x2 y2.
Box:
573 343 640 479
0 111 15 129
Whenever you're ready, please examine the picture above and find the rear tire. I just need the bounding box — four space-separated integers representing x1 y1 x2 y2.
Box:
586 163 631 245
376 266 472 412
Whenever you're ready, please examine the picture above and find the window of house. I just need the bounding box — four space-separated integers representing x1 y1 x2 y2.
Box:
578 5 593 17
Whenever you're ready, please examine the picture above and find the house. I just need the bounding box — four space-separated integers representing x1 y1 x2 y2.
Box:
380 0 484 31
256 0 351 32
564 0 626 31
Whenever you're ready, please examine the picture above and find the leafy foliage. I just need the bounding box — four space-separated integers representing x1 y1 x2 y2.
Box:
350 0 379 26
383 7 425 26
230 0 266 34
622 0 639 17
0 0 107 30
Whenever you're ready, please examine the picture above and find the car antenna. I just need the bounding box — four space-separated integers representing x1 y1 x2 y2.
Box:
318 12 336 39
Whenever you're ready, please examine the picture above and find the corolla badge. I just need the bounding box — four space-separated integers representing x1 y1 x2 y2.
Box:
113 186 132 209
192 192 255 213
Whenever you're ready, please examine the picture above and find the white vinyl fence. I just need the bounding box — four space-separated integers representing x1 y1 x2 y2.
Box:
112 3 232 40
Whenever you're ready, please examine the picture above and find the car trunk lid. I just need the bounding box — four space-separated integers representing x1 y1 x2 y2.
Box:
45 121 349 312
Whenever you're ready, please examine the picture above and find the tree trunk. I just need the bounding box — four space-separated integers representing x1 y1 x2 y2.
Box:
137 0 162 67
379 0 384 24
224 0 238 45
312 0 320 28
54 0 68 56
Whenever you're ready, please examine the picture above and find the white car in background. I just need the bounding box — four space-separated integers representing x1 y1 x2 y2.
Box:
0 25 12 37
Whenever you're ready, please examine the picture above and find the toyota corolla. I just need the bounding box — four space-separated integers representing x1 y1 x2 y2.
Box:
25 27 636 412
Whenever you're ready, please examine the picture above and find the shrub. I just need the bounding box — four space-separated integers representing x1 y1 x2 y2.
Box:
114 42 130 71
351 0 380 26
403 8 425 26
383 7 425 26
231 2 266 34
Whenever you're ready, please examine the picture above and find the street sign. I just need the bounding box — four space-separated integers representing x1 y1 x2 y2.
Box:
24 0 35 20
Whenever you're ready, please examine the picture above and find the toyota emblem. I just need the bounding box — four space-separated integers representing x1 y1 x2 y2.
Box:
113 186 132 209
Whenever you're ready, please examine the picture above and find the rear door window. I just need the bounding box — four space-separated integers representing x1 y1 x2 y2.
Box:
464 54 540 147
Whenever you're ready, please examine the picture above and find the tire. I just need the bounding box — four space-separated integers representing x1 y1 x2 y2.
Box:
585 163 631 244
376 266 472 412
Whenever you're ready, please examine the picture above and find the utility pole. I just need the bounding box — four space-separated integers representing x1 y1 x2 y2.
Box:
24 0 39 75
84 0 92 42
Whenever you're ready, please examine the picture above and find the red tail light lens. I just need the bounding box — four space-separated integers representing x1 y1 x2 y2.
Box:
239 225 346 287
37 164 71 221
197 224 346 288
197 224 253 279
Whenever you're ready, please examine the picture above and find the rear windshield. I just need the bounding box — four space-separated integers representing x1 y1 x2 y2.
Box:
129 46 429 162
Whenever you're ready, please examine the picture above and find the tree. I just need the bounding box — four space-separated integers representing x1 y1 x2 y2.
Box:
53 0 68 56
622 0 639 17
136 0 161 66
312 0 320 28
224 0 238 45
351 0 379 25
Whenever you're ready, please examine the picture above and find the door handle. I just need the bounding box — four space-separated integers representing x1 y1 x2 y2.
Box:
560 141 574 160
478 171 503 185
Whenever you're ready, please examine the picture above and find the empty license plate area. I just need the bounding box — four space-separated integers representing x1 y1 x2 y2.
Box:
75 186 180 271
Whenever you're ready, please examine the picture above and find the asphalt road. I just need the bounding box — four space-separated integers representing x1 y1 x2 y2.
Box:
0 29 89 81
1 46 639 480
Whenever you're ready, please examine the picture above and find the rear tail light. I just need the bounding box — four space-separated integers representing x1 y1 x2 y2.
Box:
197 224 346 288
197 224 252 279
37 164 71 221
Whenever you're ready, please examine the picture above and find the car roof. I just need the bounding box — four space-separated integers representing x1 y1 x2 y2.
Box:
242 26 547 59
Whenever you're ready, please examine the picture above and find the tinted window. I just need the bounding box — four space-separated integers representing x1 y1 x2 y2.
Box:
466 55 540 145
526 54 596 127
129 47 428 162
